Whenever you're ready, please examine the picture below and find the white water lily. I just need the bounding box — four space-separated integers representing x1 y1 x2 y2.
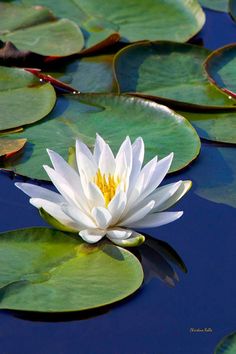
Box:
15 135 191 247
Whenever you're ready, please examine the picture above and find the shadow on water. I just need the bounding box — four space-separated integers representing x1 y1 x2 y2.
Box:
132 234 187 288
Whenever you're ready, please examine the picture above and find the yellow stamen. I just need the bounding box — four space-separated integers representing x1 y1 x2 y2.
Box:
94 169 120 207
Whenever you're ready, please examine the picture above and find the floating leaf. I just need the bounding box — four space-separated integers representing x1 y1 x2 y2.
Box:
0 3 84 56
45 54 117 93
0 66 56 131
205 44 236 97
0 227 143 312
215 332 236 353
0 93 200 180
22 0 205 45
179 110 236 144
0 138 27 158
229 0 236 21
199 0 228 12
114 41 236 109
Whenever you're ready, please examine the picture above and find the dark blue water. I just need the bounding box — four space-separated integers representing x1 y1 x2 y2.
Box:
0 8 236 354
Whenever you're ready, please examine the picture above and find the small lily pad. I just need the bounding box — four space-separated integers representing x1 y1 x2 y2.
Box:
229 0 236 21
0 66 56 131
0 227 143 312
178 110 236 144
0 138 27 158
114 41 236 109
0 3 84 56
0 93 200 180
199 0 228 12
204 44 236 96
45 54 117 93
215 332 236 353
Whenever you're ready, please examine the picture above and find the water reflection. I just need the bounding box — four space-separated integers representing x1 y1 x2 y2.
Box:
138 234 187 287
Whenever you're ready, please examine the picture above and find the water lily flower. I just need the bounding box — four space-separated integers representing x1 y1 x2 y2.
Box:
15 135 191 247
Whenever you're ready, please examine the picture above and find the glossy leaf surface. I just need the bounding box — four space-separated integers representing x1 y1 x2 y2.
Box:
45 54 117 93
199 0 228 12
179 110 236 144
215 332 236 353
0 3 84 56
0 66 56 131
114 42 236 109
0 227 143 312
205 44 236 95
0 94 200 179
21 0 205 45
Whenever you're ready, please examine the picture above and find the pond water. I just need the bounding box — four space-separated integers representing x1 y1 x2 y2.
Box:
0 7 235 354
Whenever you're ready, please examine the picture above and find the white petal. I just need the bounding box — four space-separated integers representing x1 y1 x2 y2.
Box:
110 232 145 247
108 190 127 225
29 198 80 231
127 137 144 197
76 151 97 182
107 228 132 240
98 143 116 175
43 165 87 212
85 182 105 208
155 180 192 212
76 139 94 163
79 229 106 243
115 136 132 180
92 207 112 229
127 156 157 208
135 153 174 205
47 149 88 208
62 204 96 229
119 200 155 226
126 211 183 228
130 180 182 215
15 182 64 203
93 134 106 164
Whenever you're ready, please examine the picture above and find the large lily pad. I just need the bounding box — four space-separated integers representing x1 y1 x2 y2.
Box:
21 0 205 45
204 44 236 96
114 41 236 109
199 0 228 12
178 110 236 144
45 54 117 93
0 66 56 131
0 93 200 180
215 332 236 353
0 3 84 56
0 227 143 312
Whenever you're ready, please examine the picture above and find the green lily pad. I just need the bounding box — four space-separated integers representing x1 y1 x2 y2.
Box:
0 3 84 56
0 227 143 312
114 41 236 109
229 0 236 21
0 138 27 158
178 110 236 144
199 0 228 12
45 54 117 93
0 66 56 131
215 332 236 353
0 93 200 180
21 0 205 45
204 44 236 96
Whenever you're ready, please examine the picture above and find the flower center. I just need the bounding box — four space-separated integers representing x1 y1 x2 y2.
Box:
94 169 120 207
